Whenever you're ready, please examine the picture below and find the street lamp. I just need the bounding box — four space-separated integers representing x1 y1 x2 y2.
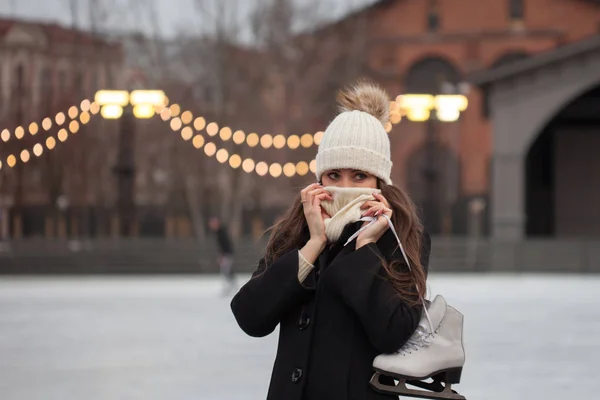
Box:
395 91 469 234
93 89 168 237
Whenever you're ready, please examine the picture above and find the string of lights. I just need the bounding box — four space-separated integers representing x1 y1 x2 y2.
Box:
0 99 100 169
0 90 411 176
164 105 318 178
158 103 326 150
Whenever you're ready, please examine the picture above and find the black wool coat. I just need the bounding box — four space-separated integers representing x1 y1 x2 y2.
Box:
230 222 431 400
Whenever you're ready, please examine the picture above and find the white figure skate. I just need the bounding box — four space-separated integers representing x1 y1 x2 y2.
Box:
345 216 467 399
370 295 466 399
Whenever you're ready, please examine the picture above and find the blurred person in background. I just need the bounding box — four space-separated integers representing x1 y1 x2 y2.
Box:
208 216 236 295
230 81 431 400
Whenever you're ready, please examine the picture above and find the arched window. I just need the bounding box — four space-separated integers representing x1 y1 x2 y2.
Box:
427 0 440 32
509 0 524 22
404 57 461 94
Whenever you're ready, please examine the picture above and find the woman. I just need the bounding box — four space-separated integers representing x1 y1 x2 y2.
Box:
231 80 431 400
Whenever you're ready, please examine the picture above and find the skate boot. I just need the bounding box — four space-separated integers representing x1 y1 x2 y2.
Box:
370 295 466 399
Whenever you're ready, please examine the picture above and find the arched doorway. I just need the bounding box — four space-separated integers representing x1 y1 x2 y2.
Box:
526 84 600 237
404 57 463 234
471 34 600 239
407 144 460 234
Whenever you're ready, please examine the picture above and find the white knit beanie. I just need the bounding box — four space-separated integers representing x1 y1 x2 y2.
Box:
316 81 393 185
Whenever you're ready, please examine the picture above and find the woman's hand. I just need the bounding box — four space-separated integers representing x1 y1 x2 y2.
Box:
357 193 393 249
300 183 332 249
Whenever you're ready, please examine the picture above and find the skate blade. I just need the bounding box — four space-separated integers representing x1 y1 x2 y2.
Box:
370 371 466 400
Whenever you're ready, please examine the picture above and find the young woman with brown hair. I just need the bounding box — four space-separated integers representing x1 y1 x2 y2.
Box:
231 80 431 400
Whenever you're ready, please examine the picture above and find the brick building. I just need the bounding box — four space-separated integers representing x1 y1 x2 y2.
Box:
310 0 600 235
0 18 123 238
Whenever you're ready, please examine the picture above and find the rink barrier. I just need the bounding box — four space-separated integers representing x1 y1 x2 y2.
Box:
0 237 598 274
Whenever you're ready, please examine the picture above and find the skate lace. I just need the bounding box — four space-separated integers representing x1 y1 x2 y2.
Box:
345 215 434 333
398 328 434 356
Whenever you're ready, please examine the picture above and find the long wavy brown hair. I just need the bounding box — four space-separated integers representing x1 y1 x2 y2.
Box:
263 180 427 306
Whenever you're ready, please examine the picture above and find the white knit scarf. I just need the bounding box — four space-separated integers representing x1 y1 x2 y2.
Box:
320 186 381 243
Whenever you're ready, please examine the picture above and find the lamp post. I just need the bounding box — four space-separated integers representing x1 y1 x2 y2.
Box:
94 90 167 237
395 92 468 234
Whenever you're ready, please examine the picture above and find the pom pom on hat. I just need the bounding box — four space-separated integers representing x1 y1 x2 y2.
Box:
337 80 390 126
316 80 393 185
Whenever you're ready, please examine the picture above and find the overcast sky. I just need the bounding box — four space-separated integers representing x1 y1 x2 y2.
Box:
0 0 377 39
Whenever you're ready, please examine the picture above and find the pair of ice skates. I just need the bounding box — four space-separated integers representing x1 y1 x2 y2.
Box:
346 216 467 399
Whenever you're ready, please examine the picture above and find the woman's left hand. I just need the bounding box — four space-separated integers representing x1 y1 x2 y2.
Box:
356 193 393 249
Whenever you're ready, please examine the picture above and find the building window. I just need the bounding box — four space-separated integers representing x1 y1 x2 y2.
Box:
74 71 83 97
0 65 3 110
509 0 524 23
40 67 52 113
428 0 440 32
14 65 24 93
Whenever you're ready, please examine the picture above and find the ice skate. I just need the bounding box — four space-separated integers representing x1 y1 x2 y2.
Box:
369 295 466 399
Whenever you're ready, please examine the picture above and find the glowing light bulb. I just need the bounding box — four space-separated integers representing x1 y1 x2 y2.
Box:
42 118 52 130
232 130 245 144
56 112 66 125
46 137 56 149
229 154 242 169
194 117 206 131
219 127 232 141
170 117 182 131
46 136 56 150
33 143 43 157
255 162 268 176
160 108 171 121
80 99 91 112
181 111 193 125
260 134 273 148
242 158 255 173
296 161 309 176
29 122 39 135
206 122 219 136
313 131 324 145
269 163 282 178
69 120 80 134
68 106 79 119
300 133 314 148
273 135 286 149
58 129 68 142
7 155 16 168
169 104 181 117
287 135 300 149
80 112 91 124
283 163 296 177
20 150 30 163
90 102 100 115
246 133 259 147
216 149 229 163
181 127 193 141
204 142 217 156
193 135 205 149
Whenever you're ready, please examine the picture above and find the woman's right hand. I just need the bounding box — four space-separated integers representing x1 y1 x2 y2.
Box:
300 183 332 246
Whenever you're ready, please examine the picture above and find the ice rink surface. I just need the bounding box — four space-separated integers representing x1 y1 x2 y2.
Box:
0 273 598 400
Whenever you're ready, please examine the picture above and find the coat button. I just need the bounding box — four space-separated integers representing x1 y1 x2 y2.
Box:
291 368 303 383
298 315 311 330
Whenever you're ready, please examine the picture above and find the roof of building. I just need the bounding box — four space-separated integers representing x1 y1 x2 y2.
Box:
0 17 119 48
470 34 600 86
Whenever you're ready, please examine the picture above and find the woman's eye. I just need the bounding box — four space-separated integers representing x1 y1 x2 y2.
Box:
354 173 367 180
327 172 340 180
